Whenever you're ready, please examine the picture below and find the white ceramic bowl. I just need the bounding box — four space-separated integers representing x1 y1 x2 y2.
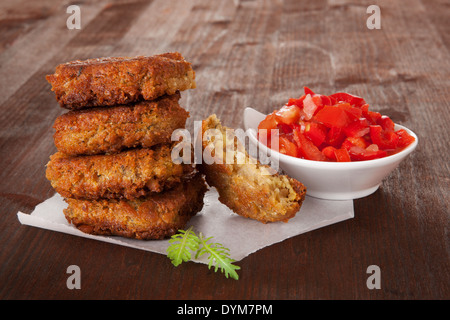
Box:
244 107 418 200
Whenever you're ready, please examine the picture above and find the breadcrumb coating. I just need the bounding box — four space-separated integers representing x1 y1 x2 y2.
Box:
46 52 196 109
46 144 194 200
64 173 207 240
53 93 188 156
199 114 306 223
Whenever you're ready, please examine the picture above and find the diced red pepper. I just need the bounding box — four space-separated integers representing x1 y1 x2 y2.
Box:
334 148 351 162
303 94 318 120
258 87 414 162
322 146 351 162
314 105 352 128
275 105 301 125
319 94 332 107
396 129 415 148
304 86 315 96
287 95 306 108
304 122 327 147
344 118 370 137
347 145 387 161
322 146 337 161
344 136 368 149
258 113 278 137
341 138 355 151
277 123 293 134
377 116 395 132
328 92 366 108
370 125 399 150
326 126 346 148
293 129 328 161
339 103 363 121
361 104 382 125
279 136 299 157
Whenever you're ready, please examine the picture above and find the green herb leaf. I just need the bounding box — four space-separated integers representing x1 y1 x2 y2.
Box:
195 233 240 280
166 228 240 280
166 226 199 267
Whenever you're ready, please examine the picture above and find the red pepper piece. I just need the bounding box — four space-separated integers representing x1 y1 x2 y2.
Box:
334 148 351 162
293 128 328 161
304 86 315 96
275 104 301 125
347 145 387 161
344 118 370 137
396 129 415 148
370 125 399 150
287 95 306 108
339 103 363 121
304 122 327 147
322 146 337 161
258 113 278 137
326 126 346 148
344 136 368 149
314 105 352 128
279 136 299 157
361 104 382 125
377 116 395 132
328 92 366 108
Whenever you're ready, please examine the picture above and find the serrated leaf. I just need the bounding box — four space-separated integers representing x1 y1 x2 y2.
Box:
196 233 240 280
166 226 199 267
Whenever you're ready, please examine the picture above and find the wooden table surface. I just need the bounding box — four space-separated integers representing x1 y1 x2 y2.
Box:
0 0 448 300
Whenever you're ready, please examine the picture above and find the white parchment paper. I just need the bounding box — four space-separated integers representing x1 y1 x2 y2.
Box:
17 188 353 264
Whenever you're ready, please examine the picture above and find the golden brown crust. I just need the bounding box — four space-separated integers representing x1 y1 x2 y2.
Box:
53 93 188 156
199 114 307 223
46 144 194 200
46 52 196 109
63 173 207 240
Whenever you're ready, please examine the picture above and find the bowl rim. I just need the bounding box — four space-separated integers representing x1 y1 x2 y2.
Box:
244 107 418 170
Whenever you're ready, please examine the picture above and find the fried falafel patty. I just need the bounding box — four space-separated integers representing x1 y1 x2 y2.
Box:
199 114 307 223
63 173 207 240
46 52 196 110
46 144 194 200
53 93 188 156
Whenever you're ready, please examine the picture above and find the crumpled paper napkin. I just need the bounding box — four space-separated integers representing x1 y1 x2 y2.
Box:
17 188 353 264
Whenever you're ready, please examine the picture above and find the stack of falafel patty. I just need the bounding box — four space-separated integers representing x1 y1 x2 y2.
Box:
45 52 207 240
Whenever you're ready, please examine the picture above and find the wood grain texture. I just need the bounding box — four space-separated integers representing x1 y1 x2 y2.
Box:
0 0 448 300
